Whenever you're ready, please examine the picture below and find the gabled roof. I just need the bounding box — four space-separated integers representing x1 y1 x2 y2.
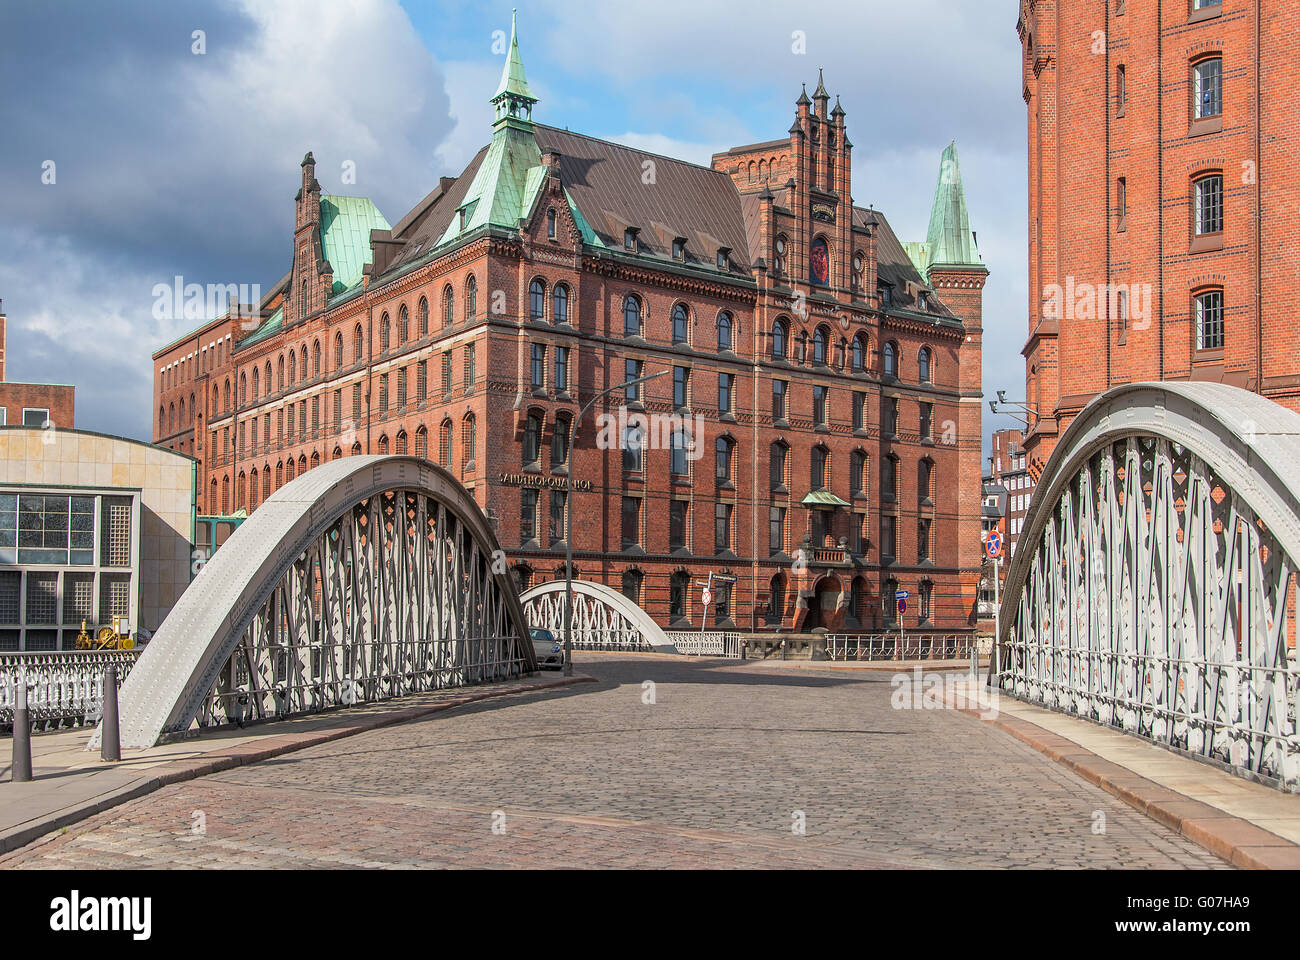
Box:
535 125 750 273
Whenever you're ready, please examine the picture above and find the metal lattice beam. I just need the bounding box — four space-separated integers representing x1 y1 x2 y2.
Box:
998 383 1300 789
97 456 536 749
519 579 677 653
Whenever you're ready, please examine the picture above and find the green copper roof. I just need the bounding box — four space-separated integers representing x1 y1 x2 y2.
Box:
320 195 390 293
917 141 983 277
801 490 851 508
564 187 602 247
238 304 283 348
493 10 536 103
438 15 542 246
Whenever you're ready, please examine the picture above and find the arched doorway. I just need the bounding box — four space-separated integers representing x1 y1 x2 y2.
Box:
804 575 843 631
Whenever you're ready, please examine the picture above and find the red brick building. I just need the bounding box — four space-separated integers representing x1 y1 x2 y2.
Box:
1018 0 1300 475
152 19 987 633
0 300 75 429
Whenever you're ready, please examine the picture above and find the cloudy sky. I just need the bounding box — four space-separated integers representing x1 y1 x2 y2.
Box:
0 0 1027 453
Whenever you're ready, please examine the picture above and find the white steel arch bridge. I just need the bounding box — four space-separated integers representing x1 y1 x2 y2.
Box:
100 456 536 750
519 579 678 653
996 382 1300 790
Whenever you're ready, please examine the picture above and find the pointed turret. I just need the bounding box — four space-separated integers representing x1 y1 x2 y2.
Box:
812 68 830 118
921 141 983 274
439 9 542 245
491 10 538 131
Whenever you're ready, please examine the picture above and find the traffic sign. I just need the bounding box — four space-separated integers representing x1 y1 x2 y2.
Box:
985 532 1003 558
895 589 909 599
897 599 907 614
701 588 711 606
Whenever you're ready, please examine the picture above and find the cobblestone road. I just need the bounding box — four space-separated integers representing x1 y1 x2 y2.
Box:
2 657 1226 868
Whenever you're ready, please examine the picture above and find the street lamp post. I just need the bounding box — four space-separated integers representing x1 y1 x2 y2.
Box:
562 369 668 676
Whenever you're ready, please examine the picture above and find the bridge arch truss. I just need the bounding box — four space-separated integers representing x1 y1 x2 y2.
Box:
105 456 536 749
998 383 1300 789
519 579 677 653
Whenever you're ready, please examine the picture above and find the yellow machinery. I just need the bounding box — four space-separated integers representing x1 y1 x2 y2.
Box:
74 618 134 651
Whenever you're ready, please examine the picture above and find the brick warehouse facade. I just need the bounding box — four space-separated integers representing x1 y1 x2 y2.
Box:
1017 0 1300 476
152 20 987 633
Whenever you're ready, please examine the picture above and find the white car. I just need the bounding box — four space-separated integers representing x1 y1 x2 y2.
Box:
529 627 564 670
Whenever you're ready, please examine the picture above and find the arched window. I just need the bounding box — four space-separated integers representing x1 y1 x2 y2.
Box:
809 236 830 286
768 572 787 624
621 569 643 605
883 341 898 378
465 275 477 321
811 446 829 489
378 434 389 455
288 351 297 384
523 412 543 464
312 340 321 377
442 285 454 327
715 436 734 483
513 564 533 594
238 373 247 406
852 334 867 372
918 347 932 383
770 441 788 490
623 295 642 337
670 570 691 621
159 406 165 434
398 305 409 344
354 324 364 362
529 279 545 321
380 313 390 351
552 284 569 324
462 414 477 467
771 318 788 360
672 303 689 344
285 459 295 482
546 208 556 239
332 446 342 461
439 419 452 467
223 378 231 410
812 325 829 364
418 297 429 337
717 312 733 351
277 355 284 391
334 333 344 370
918 458 934 505
415 425 428 459
275 462 283 488
395 430 407 456
551 414 570 467
251 367 259 401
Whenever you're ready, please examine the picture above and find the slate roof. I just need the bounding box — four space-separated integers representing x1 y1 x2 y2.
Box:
533 125 751 274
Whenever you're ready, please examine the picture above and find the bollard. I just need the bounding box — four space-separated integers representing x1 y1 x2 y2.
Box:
100 665 121 763
11 678 32 782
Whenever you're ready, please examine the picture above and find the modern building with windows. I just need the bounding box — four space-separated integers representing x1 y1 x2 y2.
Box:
1017 0 1300 474
0 428 196 650
151 18 987 632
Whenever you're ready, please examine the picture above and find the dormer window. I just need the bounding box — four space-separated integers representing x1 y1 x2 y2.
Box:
878 282 892 307
917 291 928 311
624 227 639 251
673 237 686 261
716 247 730 271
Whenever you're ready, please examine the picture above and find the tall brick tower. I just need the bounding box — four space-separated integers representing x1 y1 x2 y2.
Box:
906 143 988 624
1018 0 1300 477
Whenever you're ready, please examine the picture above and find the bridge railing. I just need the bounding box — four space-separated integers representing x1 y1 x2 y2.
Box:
0 650 141 731
825 634 991 662
665 632 742 658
